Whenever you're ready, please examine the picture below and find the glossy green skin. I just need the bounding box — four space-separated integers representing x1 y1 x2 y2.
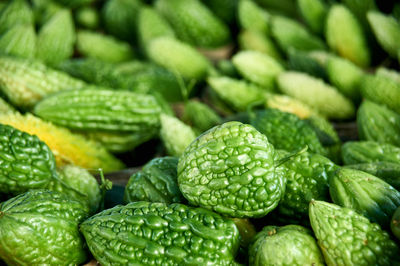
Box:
251 109 327 155
231 218 256 248
49 165 101 214
330 168 400 228
0 190 89 265
124 157 182 204
34 88 162 132
309 201 399 265
249 225 324 266
0 56 86 108
276 150 338 219
0 124 56 195
178 121 285 218
342 141 400 165
183 101 222 132
155 0 230 48
357 100 400 147
345 162 400 191
80 201 240 265
391 206 400 240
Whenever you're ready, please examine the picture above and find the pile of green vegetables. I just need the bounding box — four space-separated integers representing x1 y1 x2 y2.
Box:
0 0 400 264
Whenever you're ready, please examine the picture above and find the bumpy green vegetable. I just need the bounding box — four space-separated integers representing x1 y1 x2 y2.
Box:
345 162 400 191
75 6 100 30
0 98 15 113
0 56 86 109
309 200 399 265
250 109 326 155
238 30 282 61
0 190 90 265
155 0 230 48
36 9 75 65
80 201 240 265
178 121 285 218
147 37 210 80
160 114 197 157
342 141 400 165
34 89 162 133
297 0 327 35
326 56 363 102
238 0 270 35
232 51 284 89
377 67 400 84
357 100 400 147
76 30 134 63
271 15 326 54
0 24 36 58
124 157 181 204
183 100 221 132
326 4 370 67
207 76 265 112
330 168 400 228
287 49 327 80
391 206 400 240
0 124 56 195
49 165 101 214
278 71 355 119
201 0 237 24
0 0 33 34
361 74 400 114
249 225 324 266
342 0 377 29
275 150 337 219
137 6 175 46
101 0 141 41
31 0 62 26
368 11 400 58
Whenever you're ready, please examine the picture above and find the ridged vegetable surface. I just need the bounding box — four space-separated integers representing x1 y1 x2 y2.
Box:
0 190 90 265
250 109 326 155
309 201 399 265
0 113 124 172
178 121 285 218
155 0 230 48
361 74 400 114
0 24 36 58
80 201 240 265
330 168 400 228
0 56 86 109
124 157 182 204
34 89 162 132
275 150 337 219
357 100 400 147
342 141 400 165
345 162 400 191
248 225 324 266
0 124 56 195
0 0 34 34
278 71 355 119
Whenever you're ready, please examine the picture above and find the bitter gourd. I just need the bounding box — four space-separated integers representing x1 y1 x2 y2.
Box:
0 124 56 195
357 100 400 147
250 109 327 155
34 88 162 133
0 56 86 109
326 4 370 67
238 30 282 61
345 162 400 191
178 121 285 218
330 168 400 228
0 0 33 35
0 190 90 265
275 149 337 220
0 112 124 172
0 24 36 59
124 157 181 204
238 0 270 35
75 6 100 30
342 141 400 165
249 225 324 266
182 100 222 132
361 74 400 114
80 201 240 265
309 200 399 265
297 0 327 35
155 0 231 48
